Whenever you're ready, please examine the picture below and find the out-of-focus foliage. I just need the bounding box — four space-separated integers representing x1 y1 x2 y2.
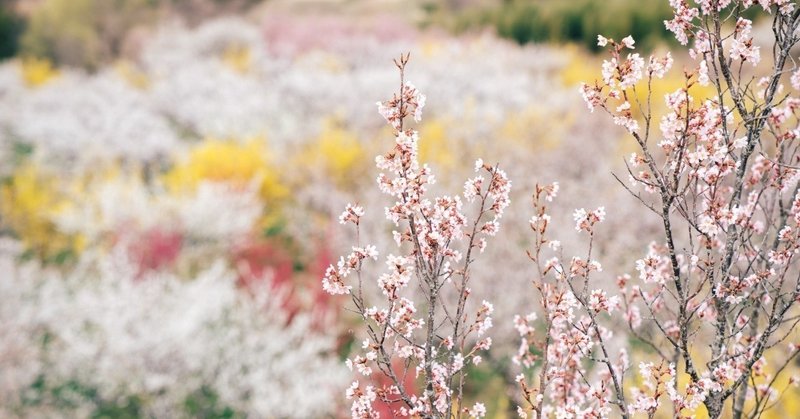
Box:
20 0 157 69
0 6 24 60
430 0 676 51
165 0 263 24
16 0 263 69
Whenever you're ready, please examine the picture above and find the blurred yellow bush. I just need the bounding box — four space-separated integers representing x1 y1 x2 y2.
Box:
222 45 252 74
419 119 457 170
20 56 59 87
498 107 567 151
167 138 286 196
115 61 150 90
0 164 84 259
294 122 367 189
165 138 288 229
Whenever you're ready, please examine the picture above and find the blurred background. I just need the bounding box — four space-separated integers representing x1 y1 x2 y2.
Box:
0 0 792 418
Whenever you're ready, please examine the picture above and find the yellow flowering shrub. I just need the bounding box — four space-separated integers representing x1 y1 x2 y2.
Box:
165 138 288 228
20 56 59 87
497 106 568 151
0 164 84 259
294 122 367 189
418 119 457 170
115 61 150 89
420 39 444 58
221 45 252 74
560 46 599 88
317 53 346 74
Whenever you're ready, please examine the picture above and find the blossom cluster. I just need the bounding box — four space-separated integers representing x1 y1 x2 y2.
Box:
514 183 624 418
323 56 510 418
568 1 800 417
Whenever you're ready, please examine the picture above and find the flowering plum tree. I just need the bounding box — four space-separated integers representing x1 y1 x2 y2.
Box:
514 184 626 418
323 54 511 418
514 1 800 418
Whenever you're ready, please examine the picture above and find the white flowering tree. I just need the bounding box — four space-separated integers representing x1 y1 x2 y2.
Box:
514 1 800 418
0 249 347 418
323 54 511 419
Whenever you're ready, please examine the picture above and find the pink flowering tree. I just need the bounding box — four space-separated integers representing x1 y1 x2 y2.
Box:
514 1 800 418
322 54 511 418
513 183 628 418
